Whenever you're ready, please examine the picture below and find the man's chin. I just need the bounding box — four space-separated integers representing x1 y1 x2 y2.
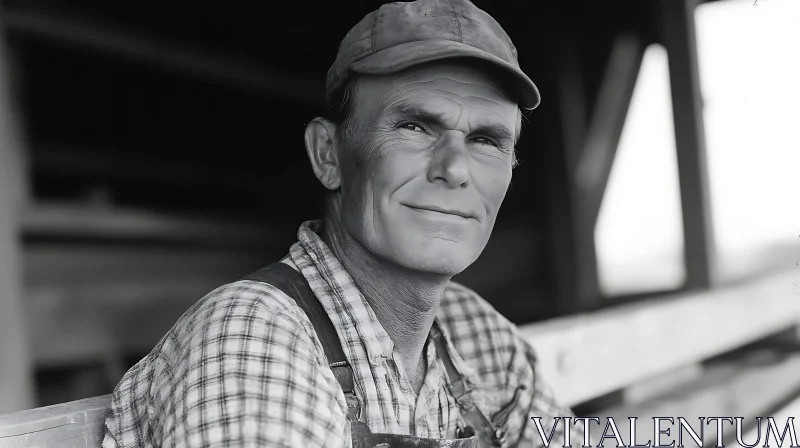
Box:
366 230 483 276
393 247 476 277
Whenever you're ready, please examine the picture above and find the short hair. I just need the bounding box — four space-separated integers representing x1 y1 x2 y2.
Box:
325 77 363 143
324 74 524 168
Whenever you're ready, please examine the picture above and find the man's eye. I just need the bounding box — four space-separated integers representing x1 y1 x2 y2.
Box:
471 137 499 147
398 122 425 132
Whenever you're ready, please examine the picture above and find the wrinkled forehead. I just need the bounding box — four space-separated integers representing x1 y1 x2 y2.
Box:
356 61 519 119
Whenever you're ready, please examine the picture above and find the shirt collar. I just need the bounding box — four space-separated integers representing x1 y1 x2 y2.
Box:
288 220 476 388
289 220 396 365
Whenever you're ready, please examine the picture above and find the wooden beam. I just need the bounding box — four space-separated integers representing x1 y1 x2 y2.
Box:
574 34 645 310
33 147 282 197
22 203 292 248
555 34 588 171
660 0 716 289
2 9 324 110
26 280 224 367
744 392 800 442
551 33 645 313
0 8 34 413
0 395 109 447
23 245 269 289
548 33 588 316
596 348 800 447
518 268 800 407
547 34 590 316
23 244 273 366
574 33 645 225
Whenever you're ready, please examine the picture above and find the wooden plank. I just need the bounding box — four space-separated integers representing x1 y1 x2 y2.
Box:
660 0 716 289
744 393 800 442
33 147 279 197
17 203 293 369
1 9 323 109
22 203 291 247
22 244 273 366
24 245 270 286
0 395 110 447
595 349 800 446
26 279 233 366
518 268 800 406
773 395 800 418
0 7 34 413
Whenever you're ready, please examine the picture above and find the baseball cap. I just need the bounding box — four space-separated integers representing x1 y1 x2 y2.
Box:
325 0 541 110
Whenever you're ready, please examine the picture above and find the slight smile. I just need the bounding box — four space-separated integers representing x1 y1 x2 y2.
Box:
402 204 477 221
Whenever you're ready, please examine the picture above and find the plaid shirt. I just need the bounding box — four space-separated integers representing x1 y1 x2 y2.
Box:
103 220 579 447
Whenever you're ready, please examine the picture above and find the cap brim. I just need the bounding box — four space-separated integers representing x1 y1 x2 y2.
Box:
350 40 540 109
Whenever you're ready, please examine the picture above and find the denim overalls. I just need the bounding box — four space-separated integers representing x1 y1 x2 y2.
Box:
244 263 509 447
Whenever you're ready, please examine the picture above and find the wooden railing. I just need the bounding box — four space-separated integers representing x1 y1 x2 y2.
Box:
521 268 800 407
2 267 798 447
0 395 109 447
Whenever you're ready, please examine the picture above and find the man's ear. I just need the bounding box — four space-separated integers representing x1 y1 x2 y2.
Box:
304 117 341 190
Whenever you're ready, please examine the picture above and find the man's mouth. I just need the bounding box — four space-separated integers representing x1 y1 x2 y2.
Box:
403 204 475 220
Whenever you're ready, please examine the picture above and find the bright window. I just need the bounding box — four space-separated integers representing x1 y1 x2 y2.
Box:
595 44 687 297
696 0 800 281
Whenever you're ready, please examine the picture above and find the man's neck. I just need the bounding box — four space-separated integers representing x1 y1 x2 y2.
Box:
320 218 450 393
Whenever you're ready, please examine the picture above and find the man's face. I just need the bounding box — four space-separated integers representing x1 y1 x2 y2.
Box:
335 61 519 276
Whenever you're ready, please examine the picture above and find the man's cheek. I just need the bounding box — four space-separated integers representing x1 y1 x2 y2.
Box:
359 130 401 165
480 177 511 217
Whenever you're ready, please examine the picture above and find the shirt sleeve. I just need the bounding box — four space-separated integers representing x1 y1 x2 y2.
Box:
103 284 351 448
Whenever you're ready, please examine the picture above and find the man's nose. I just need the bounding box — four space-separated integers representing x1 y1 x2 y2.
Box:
427 132 470 188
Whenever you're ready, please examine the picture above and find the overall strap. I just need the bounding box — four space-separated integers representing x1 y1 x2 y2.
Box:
431 325 505 447
242 262 361 420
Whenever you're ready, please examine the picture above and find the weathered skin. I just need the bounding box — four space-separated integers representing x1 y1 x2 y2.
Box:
304 60 520 396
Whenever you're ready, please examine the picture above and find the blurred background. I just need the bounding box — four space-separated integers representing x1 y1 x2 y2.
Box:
0 0 798 440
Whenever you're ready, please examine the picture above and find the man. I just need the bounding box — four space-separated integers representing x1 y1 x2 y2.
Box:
104 0 581 446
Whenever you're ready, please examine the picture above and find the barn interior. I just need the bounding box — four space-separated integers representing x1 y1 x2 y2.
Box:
1 0 799 444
